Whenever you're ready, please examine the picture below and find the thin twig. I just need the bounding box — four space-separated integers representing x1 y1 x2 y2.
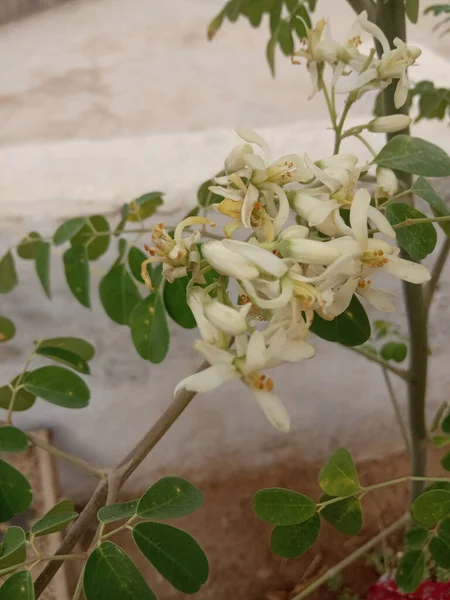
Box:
26 431 105 479
344 346 409 380
290 514 409 600
425 237 450 309
34 361 207 598
381 367 411 454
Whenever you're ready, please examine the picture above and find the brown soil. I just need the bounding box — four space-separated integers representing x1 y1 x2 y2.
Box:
74 447 446 600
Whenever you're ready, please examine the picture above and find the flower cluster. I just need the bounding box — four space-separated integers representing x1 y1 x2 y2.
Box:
142 14 429 432
294 10 421 108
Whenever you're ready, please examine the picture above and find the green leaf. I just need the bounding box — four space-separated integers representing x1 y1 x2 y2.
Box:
84 541 156 600
31 501 77 537
97 500 138 524
71 215 110 261
431 435 450 448
270 514 321 558
36 346 90 375
0 317 15 343
197 179 223 207
127 192 163 222
266 29 279 78
100 265 141 325
380 342 408 363
128 246 154 285
0 251 18 294
0 427 28 453
63 246 90 308
17 232 42 259
320 495 362 535
137 477 204 520
0 460 33 522
441 452 450 471
132 522 208 594
319 447 360 497
412 176 450 237
252 488 316 526
53 218 87 246
278 20 294 55
411 489 450 526
442 412 450 434
0 571 34 599
114 204 129 237
395 549 425 593
429 518 450 568
406 0 419 23
38 337 95 361
35 242 51 298
374 135 450 177
404 526 428 549
270 2 282 33
0 527 26 568
385 203 437 260
0 376 36 412
24 366 90 409
130 293 169 363
311 295 371 347
163 276 196 328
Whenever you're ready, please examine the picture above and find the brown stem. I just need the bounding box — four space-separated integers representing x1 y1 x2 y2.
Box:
34 362 207 598
425 237 450 308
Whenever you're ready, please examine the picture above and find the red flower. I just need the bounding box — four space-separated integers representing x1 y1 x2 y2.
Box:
368 580 450 599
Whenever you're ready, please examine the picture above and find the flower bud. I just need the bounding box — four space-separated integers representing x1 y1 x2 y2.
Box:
202 241 260 280
278 238 341 265
368 115 411 133
225 143 254 174
376 166 398 198
204 300 249 336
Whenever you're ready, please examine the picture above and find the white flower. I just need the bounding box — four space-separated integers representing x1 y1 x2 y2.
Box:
225 143 254 174
175 330 315 431
376 167 398 198
368 115 411 133
203 299 251 336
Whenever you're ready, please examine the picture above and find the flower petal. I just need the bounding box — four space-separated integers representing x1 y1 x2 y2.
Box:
241 183 260 229
193 340 235 365
252 390 290 432
357 284 395 312
367 205 396 238
223 239 288 278
235 127 271 161
280 340 315 362
245 331 267 374
327 276 359 317
242 277 293 309
350 188 371 250
174 364 239 396
202 241 260 280
382 255 431 284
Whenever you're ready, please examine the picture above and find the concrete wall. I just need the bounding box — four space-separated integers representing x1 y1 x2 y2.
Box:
0 0 72 26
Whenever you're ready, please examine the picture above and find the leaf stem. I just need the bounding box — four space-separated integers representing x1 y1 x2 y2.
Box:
6 349 36 423
343 346 409 380
425 237 450 309
353 133 377 157
381 367 411 454
290 514 409 600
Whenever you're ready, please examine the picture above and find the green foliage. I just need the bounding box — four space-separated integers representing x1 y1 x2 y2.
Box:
97 500 138 524
36 345 91 375
128 246 156 285
35 242 51 298
0 571 34 599
380 342 408 363
17 232 42 259
71 215 110 261
132 521 209 593
442 452 450 471
411 177 450 237
137 476 204 519
320 495 363 535
385 203 437 261
404 526 429 549
63 246 91 308
0 316 16 343
310 295 371 346
0 426 28 453
31 499 77 537
374 135 450 177
38 337 95 361
100 265 141 325
130 293 170 363
252 488 316 526
409 81 450 123
0 251 18 294
127 192 163 222
429 517 450 568
197 178 223 207
0 460 33 522
411 489 450 526
424 3 450 37
84 541 156 600
318 447 361 497
163 277 196 328
405 0 420 23
24 366 90 409
0 527 26 568
270 513 321 557
53 218 87 246
395 549 426 593
0 376 36 412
